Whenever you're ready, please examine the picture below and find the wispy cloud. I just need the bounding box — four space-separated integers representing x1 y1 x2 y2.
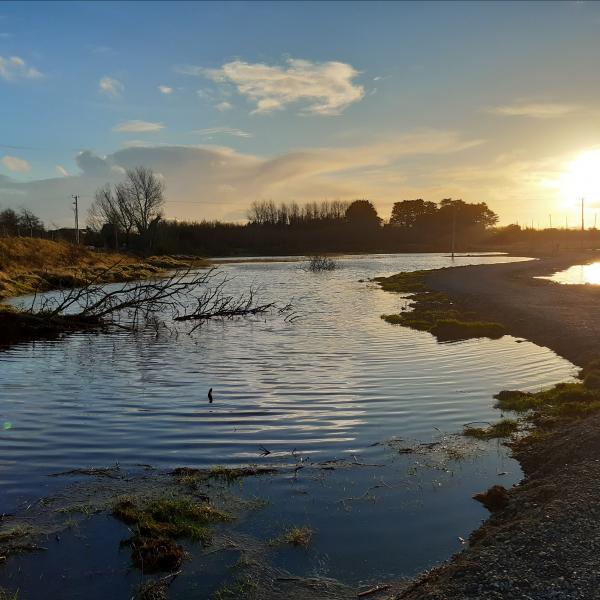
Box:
216 101 232 112
158 85 173 95
56 165 69 177
0 55 43 81
113 120 165 133
192 127 252 138
185 58 365 115
99 76 124 97
1 155 31 172
0 129 481 225
487 102 580 119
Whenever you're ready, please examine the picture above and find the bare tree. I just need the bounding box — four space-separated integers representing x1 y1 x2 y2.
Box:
88 184 135 248
124 167 165 251
18 208 44 237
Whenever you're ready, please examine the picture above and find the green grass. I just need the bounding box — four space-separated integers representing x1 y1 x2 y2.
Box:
112 494 232 572
376 270 506 342
494 375 600 431
373 271 427 293
270 526 314 548
464 419 519 440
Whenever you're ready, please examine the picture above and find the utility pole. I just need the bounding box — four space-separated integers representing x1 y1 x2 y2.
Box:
451 202 456 259
549 214 552 229
72 194 80 245
581 197 585 232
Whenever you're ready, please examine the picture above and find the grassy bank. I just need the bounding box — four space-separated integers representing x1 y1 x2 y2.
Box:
0 237 209 300
0 238 210 348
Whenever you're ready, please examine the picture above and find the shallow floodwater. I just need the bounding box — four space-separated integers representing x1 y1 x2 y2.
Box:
0 253 577 597
538 261 600 285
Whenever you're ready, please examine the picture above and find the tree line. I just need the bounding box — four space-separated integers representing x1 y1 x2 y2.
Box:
0 207 45 237
12 164 589 256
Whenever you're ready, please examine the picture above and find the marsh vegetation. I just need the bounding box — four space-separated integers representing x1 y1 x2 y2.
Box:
376 270 505 341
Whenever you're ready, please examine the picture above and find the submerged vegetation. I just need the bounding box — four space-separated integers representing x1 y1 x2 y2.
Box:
307 255 337 272
375 270 505 342
463 419 519 440
278 526 314 548
113 495 231 572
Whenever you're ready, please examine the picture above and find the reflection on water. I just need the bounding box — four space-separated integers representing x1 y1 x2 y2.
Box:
0 253 578 591
538 261 600 285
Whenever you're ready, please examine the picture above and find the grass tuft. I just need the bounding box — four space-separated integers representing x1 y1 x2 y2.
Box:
112 494 231 572
464 419 519 440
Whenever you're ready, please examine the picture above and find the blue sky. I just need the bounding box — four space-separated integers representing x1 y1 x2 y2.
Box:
2 1 600 226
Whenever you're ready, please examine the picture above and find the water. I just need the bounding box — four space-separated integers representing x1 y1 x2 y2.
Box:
0 253 577 596
538 261 600 285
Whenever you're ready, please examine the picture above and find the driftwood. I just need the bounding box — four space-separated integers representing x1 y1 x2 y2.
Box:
22 264 296 334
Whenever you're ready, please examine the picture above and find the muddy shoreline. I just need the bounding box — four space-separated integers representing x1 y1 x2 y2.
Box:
396 252 600 599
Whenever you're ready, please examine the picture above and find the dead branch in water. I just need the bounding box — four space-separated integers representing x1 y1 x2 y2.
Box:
20 263 295 335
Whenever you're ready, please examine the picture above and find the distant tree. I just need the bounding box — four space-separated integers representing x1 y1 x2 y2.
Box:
345 199 381 226
125 167 165 251
88 183 135 248
0 208 20 236
438 198 498 229
390 199 437 228
18 208 45 237
89 166 165 252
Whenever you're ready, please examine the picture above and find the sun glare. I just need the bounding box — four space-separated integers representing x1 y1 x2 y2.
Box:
559 149 600 206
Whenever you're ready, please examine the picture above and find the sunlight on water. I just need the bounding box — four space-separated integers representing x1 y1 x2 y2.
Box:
538 261 600 285
0 253 577 591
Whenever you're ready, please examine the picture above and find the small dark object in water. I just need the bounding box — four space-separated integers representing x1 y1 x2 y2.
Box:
259 445 271 456
208 388 213 403
473 485 509 512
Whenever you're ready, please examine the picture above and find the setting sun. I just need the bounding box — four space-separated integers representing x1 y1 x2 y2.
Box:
559 149 600 206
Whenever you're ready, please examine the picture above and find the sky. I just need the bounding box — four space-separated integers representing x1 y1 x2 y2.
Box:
2 0 600 227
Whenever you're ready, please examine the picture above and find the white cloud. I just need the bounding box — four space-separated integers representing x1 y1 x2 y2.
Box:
487 102 580 119
192 58 365 115
113 120 165 133
192 127 252 138
158 85 173 94
0 55 42 81
216 101 232 112
1 155 31 172
56 165 69 177
99 76 124 97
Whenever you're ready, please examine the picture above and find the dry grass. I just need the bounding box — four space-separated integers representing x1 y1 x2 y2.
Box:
0 237 209 300
271 526 313 548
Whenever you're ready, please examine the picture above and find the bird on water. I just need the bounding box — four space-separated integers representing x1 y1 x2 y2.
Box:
208 388 213 403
